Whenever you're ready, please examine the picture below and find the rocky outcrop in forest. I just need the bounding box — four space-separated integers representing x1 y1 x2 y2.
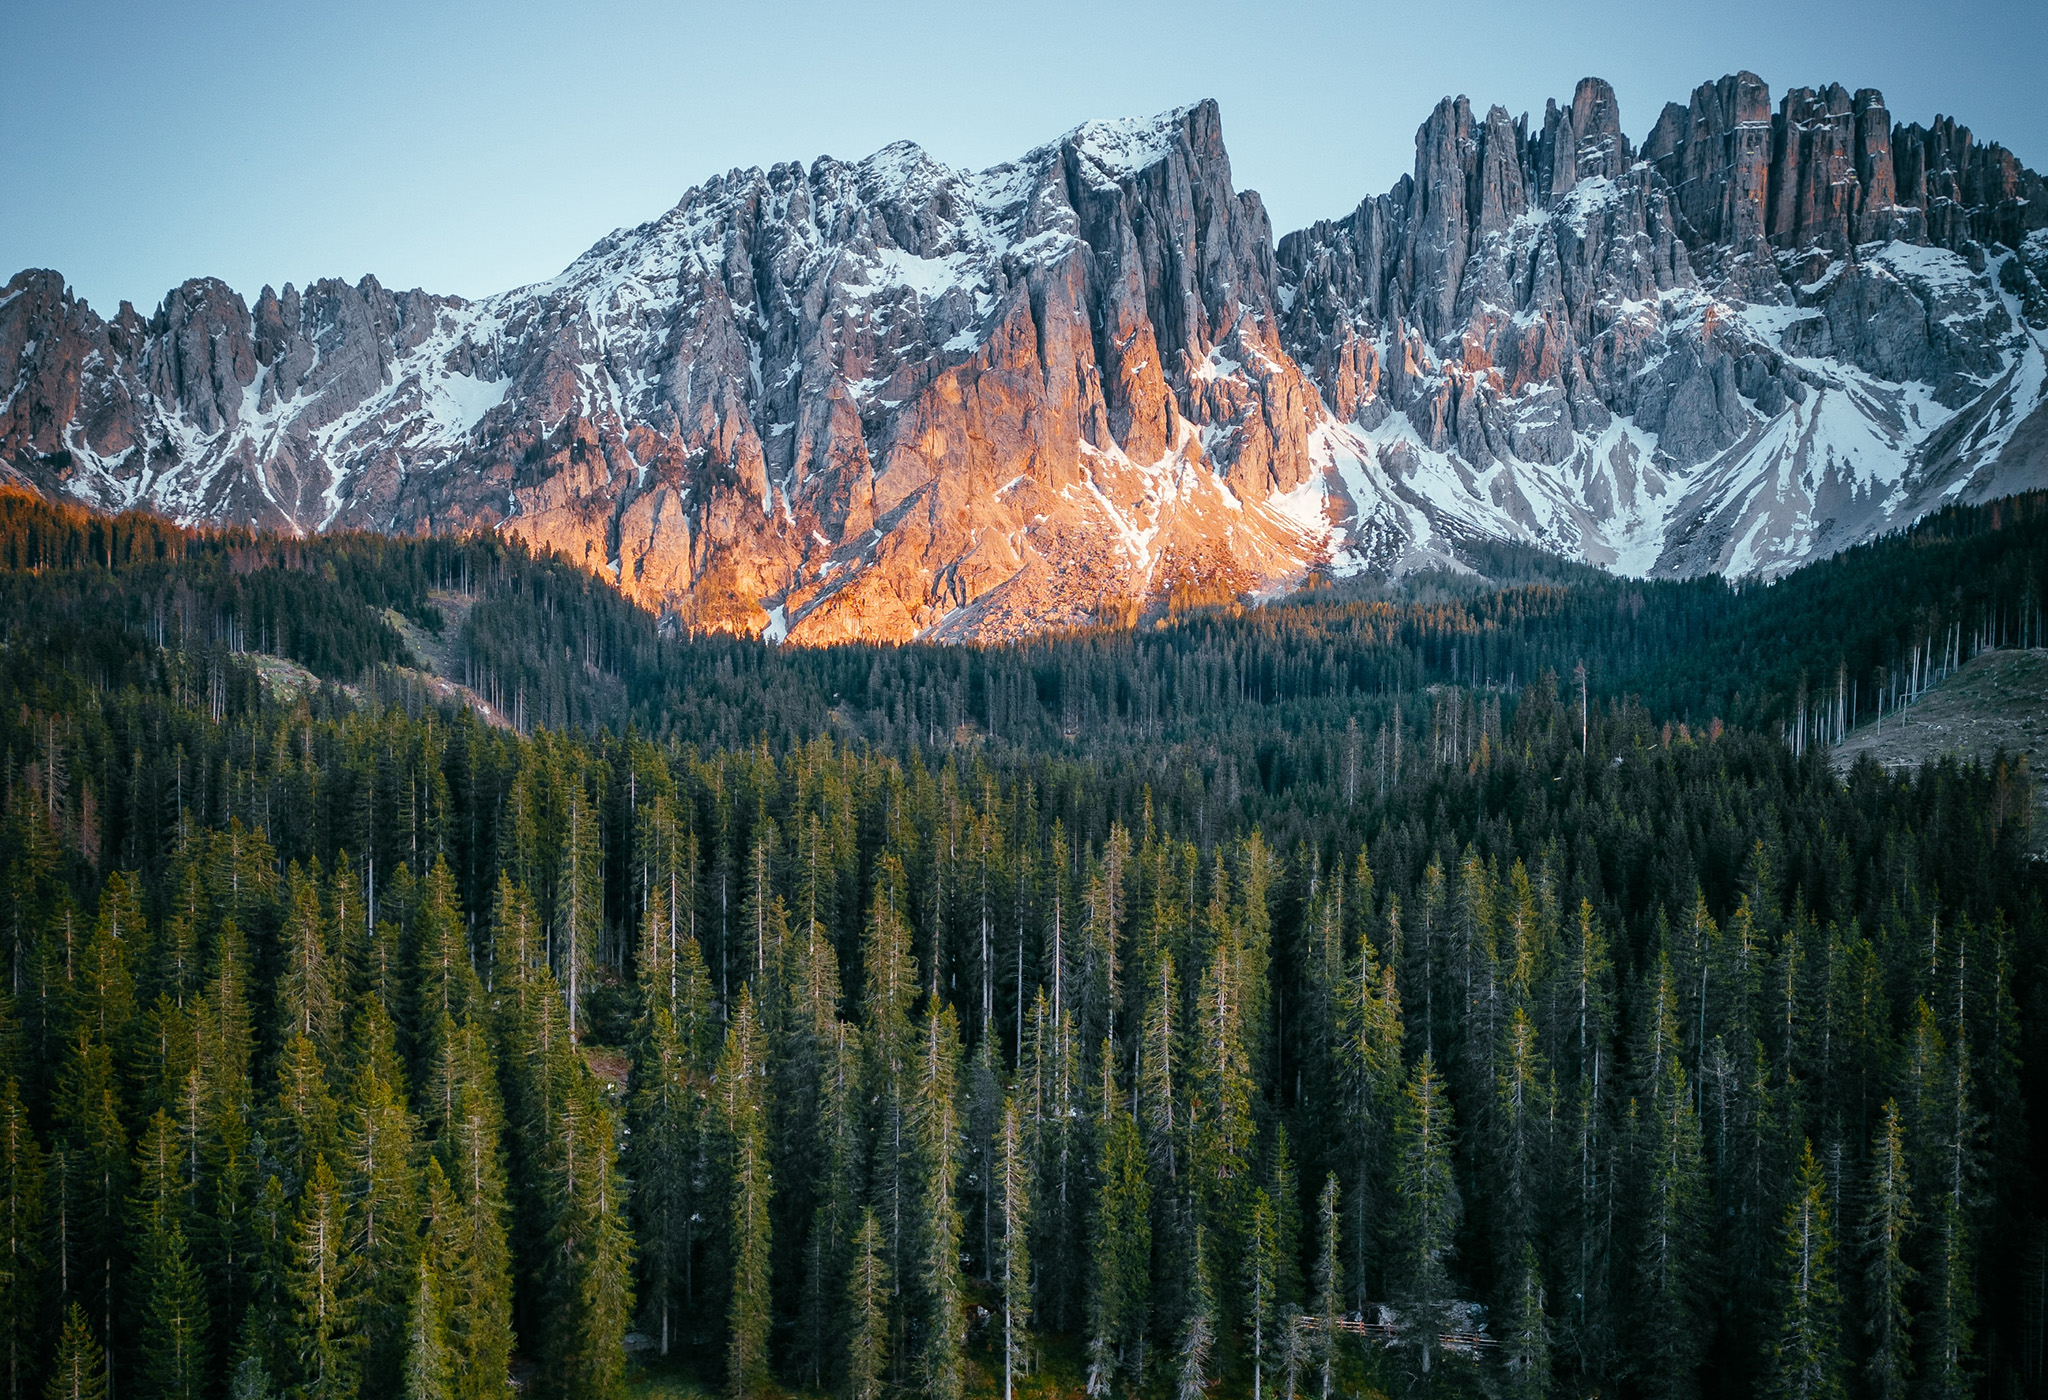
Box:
6 73 2047 640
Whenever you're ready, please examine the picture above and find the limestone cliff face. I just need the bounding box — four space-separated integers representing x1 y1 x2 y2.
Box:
1278 72 2048 579
6 77 2047 636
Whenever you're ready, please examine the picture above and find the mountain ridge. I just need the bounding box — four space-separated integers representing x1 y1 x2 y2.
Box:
5 74 2046 642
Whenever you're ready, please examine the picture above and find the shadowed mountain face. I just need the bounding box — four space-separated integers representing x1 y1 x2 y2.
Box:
6 75 2047 642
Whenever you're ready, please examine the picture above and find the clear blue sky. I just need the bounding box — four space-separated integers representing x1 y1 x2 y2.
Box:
7 0 2044 315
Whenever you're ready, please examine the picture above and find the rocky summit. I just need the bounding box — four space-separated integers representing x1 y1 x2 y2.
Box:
6 74 2047 642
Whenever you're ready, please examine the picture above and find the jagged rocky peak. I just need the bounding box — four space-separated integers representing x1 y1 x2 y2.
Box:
5 79 2047 641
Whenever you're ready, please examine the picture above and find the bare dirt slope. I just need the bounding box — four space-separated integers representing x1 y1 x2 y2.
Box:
1832 648 2046 853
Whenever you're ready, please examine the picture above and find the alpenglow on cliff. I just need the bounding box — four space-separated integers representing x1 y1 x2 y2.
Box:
5 73 2046 642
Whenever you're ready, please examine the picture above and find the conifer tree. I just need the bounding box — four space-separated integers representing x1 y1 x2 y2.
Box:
1767 1141 1845 1400
541 1071 633 1400
54 1033 125 1373
559 781 602 1039
424 1026 514 1400
1086 1104 1152 1397
0 1080 43 1400
410 856 478 1064
286 1157 358 1400
43 1305 104 1400
1313 1174 1342 1400
1242 1189 1280 1400
845 1210 890 1400
138 1221 208 1400
628 998 700 1359
912 1005 965 1400
1193 930 1255 1271
1633 955 1707 1400
718 987 773 1399
1174 1222 1215 1400
339 1009 423 1395
1502 1241 1550 1400
277 864 342 1063
400 1253 452 1400
1394 1054 1458 1381
998 1094 1032 1400
1860 1101 1914 1400
803 1021 863 1392
861 856 919 1294
268 1036 339 1196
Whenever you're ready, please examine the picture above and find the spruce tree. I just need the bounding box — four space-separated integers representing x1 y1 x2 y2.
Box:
400 1253 452 1400
277 864 342 1063
1632 957 1707 1400
339 1010 423 1396
1086 1103 1151 1396
845 1210 890 1400
1860 1101 1914 1400
0 1080 44 1400
1502 1241 1550 1400
1242 1189 1280 1400
912 1006 965 1400
627 998 700 1359
998 1094 1032 1400
1313 1174 1342 1400
1767 1141 1845 1400
1174 1222 1215 1400
138 1222 208 1400
285 1157 358 1400
718 987 774 1399
43 1305 105 1400
1393 1054 1458 1382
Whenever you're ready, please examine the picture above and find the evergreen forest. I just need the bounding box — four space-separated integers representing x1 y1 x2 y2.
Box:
0 486 2044 1400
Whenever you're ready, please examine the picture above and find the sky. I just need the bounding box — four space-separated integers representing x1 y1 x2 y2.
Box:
7 0 2045 315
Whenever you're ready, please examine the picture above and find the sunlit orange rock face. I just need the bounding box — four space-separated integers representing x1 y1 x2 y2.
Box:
8 78 2047 619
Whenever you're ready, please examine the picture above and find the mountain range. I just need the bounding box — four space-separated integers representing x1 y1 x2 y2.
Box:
5 71 2046 642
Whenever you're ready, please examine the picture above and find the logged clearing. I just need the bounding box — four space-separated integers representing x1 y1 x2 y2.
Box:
1833 648 2047 853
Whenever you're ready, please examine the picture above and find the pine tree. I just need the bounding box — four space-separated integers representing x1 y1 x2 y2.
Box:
719 987 774 1399
845 1210 890 1400
998 1095 1032 1400
860 856 918 1300
1860 1101 1914 1400
43 1304 105 1400
267 1035 339 1197
1767 1141 1845 1400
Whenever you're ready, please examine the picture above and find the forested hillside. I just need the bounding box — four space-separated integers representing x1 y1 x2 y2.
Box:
0 488 2044 1400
